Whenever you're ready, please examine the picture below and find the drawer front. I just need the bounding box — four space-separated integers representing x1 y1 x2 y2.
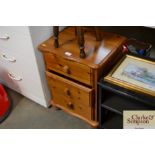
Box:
46 71 94 120
0 26 28 37
0 26 31 57
0 54 46 105
0 31 37 70
44 53 93 86
0 63 45 99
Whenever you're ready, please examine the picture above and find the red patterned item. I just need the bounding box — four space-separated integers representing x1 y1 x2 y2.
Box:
0 84 12 121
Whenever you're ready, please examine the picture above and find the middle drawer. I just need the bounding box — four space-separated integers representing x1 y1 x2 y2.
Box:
44 52 93 86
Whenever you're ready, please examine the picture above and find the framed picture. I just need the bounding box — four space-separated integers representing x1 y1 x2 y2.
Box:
104 54 155 97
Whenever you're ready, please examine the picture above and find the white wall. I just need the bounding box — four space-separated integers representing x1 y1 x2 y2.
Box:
29 26 66 106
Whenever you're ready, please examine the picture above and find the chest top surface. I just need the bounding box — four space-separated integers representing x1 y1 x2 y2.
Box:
39 27 127 69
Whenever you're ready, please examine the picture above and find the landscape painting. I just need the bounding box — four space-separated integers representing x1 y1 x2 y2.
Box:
105 55 155 96
121 64 155 87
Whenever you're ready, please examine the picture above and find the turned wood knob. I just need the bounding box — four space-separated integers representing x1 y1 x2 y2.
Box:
67 102 74 109
64 88 71 96
63 65 70 74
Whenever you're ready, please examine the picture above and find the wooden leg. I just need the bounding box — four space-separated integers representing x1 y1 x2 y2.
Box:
51 100 61 110
94 26 102 41
91 124 99 129
77 26 86 58
53 26 59 48
53 105 61 110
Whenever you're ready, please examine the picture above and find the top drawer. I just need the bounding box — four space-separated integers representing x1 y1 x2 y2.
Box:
0 26 28 37
0 26 32 57
0 26 29 52
44 53 93 86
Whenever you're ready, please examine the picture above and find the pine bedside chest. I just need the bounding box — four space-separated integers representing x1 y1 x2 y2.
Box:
38 27 126 127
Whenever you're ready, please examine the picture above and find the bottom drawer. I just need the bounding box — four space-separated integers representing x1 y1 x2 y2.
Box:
46 71 94 121
0 62 48 107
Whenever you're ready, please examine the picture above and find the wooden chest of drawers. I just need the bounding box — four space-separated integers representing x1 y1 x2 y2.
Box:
39 27 126 127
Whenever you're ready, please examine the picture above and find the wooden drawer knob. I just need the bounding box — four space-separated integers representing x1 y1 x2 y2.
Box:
63 65 70 74
64 88 71 96
67 102 74 109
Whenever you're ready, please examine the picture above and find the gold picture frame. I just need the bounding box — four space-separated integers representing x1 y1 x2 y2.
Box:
104 54 155 97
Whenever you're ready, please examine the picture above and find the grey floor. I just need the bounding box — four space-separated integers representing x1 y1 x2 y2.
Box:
0 88 91 129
